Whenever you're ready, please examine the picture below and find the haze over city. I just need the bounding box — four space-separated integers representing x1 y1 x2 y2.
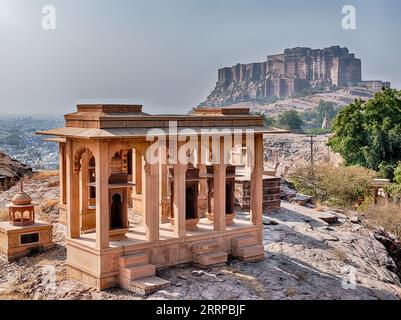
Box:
0 0 400 115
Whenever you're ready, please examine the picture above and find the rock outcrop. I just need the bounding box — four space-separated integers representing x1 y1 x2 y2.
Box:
264 133 343 178
202 46 390 107
0 151 32 191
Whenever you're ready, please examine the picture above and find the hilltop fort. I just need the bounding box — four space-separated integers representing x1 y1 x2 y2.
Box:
202 46 390 107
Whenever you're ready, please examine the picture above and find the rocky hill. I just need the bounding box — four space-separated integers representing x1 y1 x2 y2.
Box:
0 151 32 191
201 46 389 108
0 176 400 300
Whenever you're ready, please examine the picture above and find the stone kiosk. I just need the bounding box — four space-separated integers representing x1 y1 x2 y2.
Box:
38 104 285 294
0 182 53 260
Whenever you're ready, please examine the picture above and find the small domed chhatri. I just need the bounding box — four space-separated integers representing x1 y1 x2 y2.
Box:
1 179 53 261
11 189 32 206
6 180 35 226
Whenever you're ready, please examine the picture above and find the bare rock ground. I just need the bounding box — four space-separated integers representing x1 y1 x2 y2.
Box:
0 178 400 300
250 87 374 118
265 133 342 177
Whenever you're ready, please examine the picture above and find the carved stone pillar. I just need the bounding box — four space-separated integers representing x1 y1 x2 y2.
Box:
173 162 187 237
95 141 110 249
80 152 89 215
144 162 160 241
66 139 80 239
135 150 143 195
160 162 170 223
59 143 67 205
197 164 208 218
251 134 263 226
133 149 144 215
213 163 227 231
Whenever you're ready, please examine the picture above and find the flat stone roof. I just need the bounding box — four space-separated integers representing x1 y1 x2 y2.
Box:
38 126 288 139
37 104 290 139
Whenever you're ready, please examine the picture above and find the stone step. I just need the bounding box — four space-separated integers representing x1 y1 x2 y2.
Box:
132 276 171 295
120 276 171 295
233 244 265 261
232 235 258 248
119 253 149 268
120 264 155 281
192 240 220 255
195 251 227 267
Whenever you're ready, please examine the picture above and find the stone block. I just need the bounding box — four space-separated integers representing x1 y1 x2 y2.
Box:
192 240 220 255
196 251 227 267
119 253 149 268
120 264 155 281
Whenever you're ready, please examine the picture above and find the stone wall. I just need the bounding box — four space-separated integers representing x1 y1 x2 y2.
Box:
235 176 281 212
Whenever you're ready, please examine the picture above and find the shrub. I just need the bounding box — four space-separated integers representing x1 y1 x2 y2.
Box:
386 183 401 199
289 163 376 207
277 110 304 131
394 162 401 184
365 204 401 239
334 248 348 262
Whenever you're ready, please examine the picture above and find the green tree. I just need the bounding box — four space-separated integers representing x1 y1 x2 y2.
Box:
253 111 276 127
277 110 304 130
394 162 401 185
328 88 401 179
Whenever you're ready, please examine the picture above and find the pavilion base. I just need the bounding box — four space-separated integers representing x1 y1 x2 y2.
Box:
0 220 53 261
66 218 264 292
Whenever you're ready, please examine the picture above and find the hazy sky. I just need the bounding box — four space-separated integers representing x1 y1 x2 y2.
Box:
0 0 400 115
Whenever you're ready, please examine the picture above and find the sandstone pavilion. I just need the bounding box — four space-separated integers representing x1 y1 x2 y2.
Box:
37 104 286 294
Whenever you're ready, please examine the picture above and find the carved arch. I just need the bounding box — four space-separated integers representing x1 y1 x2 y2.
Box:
74 146 94 173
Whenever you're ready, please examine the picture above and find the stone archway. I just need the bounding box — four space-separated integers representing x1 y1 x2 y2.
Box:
226 183 234 215
110 193 123 230
185 186 197 220
89 156 96 200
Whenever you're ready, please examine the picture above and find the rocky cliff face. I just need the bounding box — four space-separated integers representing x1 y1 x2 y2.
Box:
202 46 389 107
0 151 32 191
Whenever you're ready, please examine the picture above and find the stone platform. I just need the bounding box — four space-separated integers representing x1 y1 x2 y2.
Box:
66 217 264 291
0 220 53 261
